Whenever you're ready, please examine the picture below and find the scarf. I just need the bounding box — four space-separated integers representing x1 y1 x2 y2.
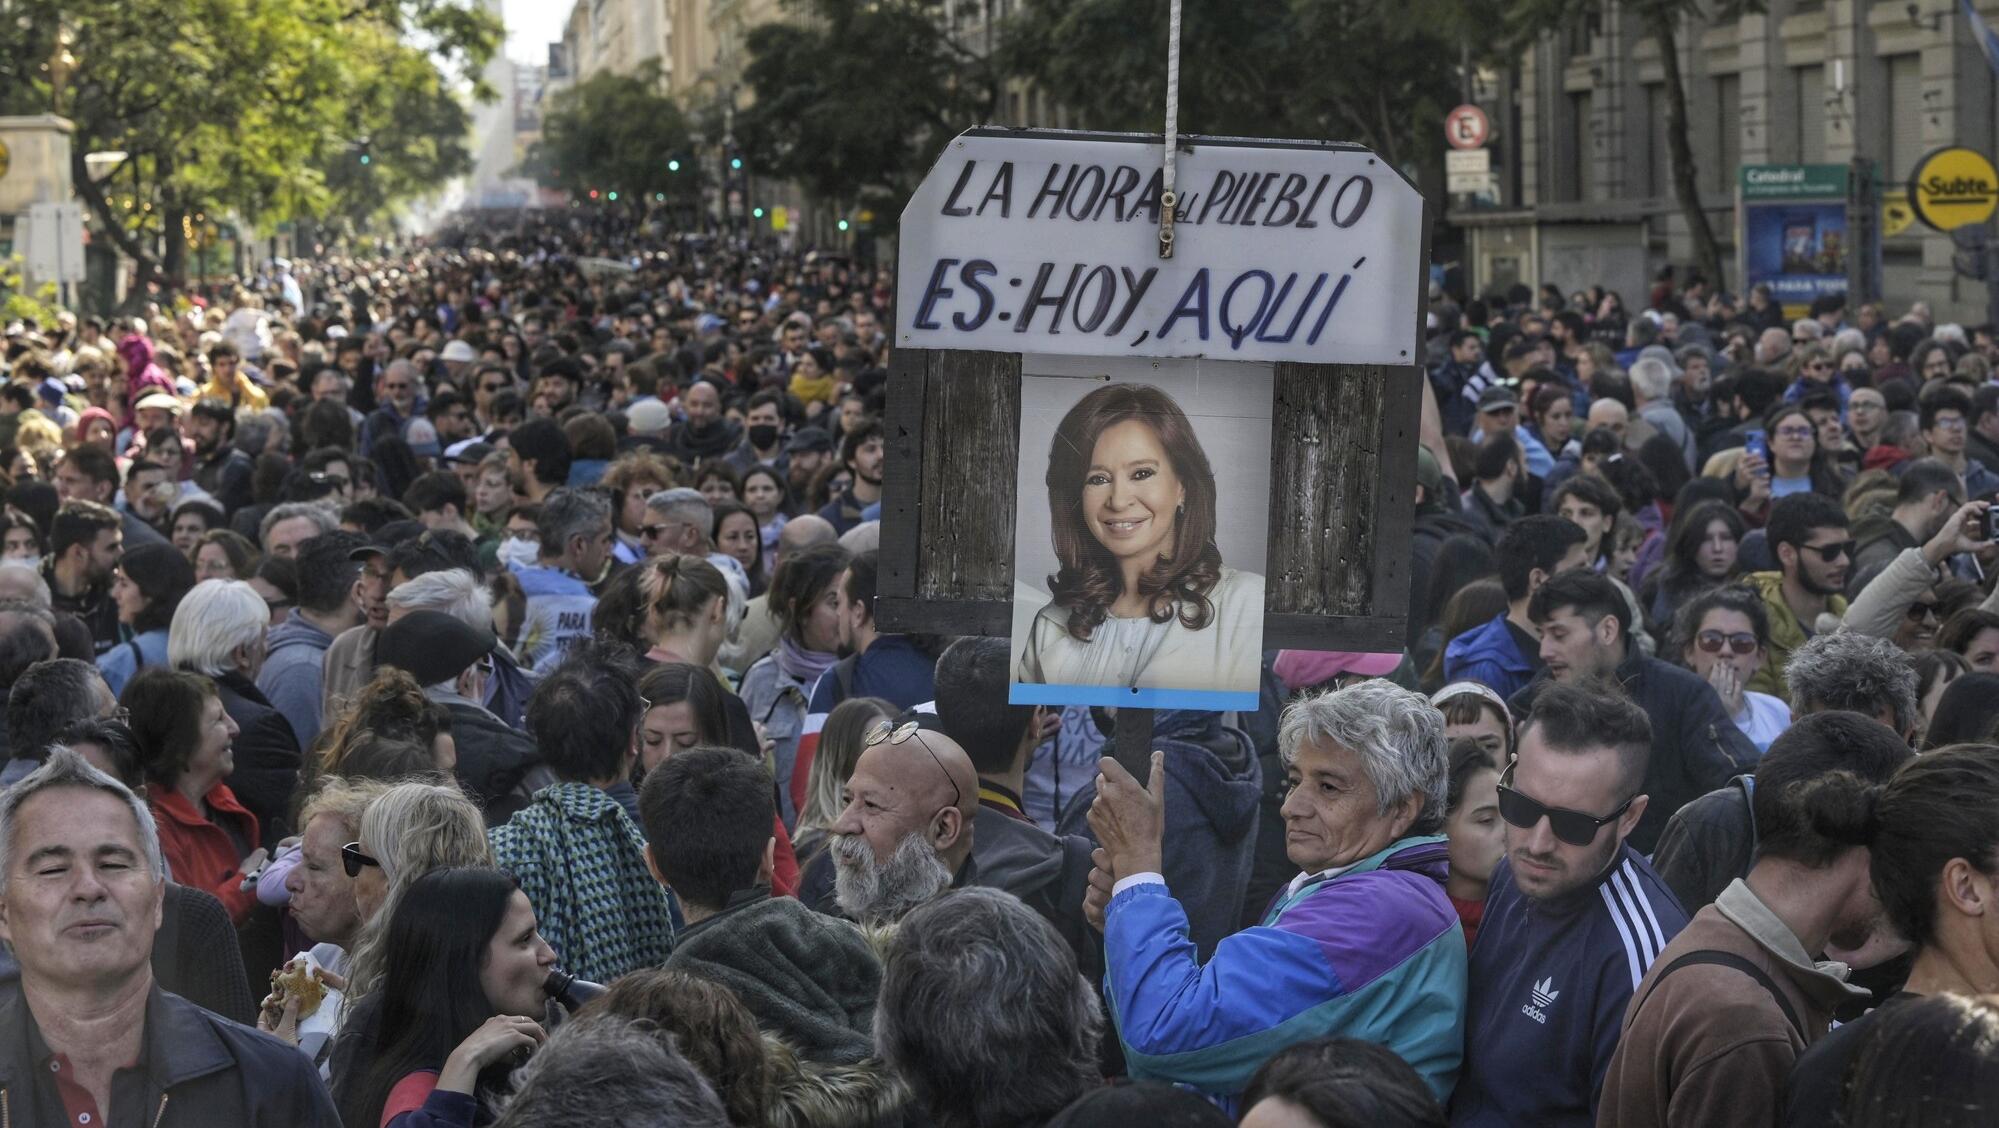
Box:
776 634 838 686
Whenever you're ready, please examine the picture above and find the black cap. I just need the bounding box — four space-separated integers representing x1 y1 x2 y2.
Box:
376 610 496 688
786 426 835 454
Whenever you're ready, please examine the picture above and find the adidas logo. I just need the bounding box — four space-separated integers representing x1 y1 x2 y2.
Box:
1521 977 1561 1025
1532 978 1561 1008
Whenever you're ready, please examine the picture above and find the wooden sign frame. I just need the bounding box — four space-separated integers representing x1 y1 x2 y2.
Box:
877 130 1430 654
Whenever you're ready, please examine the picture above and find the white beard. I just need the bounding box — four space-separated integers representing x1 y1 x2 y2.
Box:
831 829 953 925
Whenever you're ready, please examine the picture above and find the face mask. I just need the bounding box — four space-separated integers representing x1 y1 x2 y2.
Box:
748 424 780 449
497 538 538 570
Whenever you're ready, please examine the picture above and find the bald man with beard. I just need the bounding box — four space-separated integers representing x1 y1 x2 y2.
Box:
800 714 981 926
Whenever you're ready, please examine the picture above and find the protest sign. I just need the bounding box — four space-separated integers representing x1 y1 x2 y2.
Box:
896 130 1424 366
876 129 1427 717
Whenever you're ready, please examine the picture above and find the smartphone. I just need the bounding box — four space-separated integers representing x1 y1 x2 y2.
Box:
1744 430 1770 476
1985 504 1999 542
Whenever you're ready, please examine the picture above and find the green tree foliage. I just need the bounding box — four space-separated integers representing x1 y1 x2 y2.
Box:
0 0 498 295
0 259 63 330
1004 0 1468 172
520 62 700 206
734 0 1001 211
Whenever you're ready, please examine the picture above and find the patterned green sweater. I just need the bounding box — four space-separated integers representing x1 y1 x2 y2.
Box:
489 781 675 983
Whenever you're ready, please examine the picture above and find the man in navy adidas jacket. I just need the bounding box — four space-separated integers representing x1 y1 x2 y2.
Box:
1449 684 1689 1127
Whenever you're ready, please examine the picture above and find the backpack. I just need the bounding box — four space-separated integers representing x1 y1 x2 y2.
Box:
1633 949 1804 1042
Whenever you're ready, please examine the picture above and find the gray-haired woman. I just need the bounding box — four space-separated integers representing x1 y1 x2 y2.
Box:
1086 680 1467 1107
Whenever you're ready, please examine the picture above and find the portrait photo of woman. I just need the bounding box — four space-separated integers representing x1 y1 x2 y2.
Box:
1012 372 1268 707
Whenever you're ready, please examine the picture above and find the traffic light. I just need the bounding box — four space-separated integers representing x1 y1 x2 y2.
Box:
837 219 850 232
752 206 765 218
358 153 371 166
588 189 599 199
730 157 743 171
654 192 665 202
608 191 619 201
667 158 681 173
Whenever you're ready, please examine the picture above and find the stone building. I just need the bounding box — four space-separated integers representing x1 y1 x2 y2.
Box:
1456 0 1999 321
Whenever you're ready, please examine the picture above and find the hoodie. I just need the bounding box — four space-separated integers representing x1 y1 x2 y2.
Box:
1444 613 1540 700
973 800 1101 980
117 334 177 409
667 892 881 1065
1059 709 1262 959
256 610 337 751
74 405 121 445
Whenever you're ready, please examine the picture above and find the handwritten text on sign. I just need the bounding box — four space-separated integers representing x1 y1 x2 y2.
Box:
896 131 1423 366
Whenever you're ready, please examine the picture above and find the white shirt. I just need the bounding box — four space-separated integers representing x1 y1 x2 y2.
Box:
1733 690 1792 753
1017 566 1265 696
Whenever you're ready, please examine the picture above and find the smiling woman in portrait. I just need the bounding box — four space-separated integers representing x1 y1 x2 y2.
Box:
1017 382 1264 696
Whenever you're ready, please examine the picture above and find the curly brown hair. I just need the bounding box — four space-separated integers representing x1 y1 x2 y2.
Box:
299 668 450 820
1044 383 1222 642
578 969 769 1127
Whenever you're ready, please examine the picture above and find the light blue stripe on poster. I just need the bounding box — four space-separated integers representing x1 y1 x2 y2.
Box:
1009 683 1259 712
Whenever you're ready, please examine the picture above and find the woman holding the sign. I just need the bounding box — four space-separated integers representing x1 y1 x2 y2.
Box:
1016 382 1265 703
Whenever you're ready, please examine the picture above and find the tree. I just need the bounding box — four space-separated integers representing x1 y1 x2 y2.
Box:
0 0 498 298
734 0 1001 212
1499 0 1737 287
0 259 62 330
1004 0 1466 173
520 62 700 207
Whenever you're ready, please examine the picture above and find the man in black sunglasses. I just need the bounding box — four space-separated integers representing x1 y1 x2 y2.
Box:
1521 570 1752 853
1453 685 1689 1127
1748 493 1851 701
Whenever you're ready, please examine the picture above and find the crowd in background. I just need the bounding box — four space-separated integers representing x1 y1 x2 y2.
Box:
0 213 1993 1128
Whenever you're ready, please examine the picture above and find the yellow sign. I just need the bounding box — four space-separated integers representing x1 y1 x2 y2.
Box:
1908 147 1999 232
0 140 11 182
770 206 789 232
1882 192 1915 238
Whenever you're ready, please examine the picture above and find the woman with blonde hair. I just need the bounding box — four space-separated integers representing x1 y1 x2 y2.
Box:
635 552 733 668
336 780 493 1007
791 695 895 867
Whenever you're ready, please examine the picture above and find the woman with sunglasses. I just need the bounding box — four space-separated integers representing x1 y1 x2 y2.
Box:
336 866 557 1128
1672 586 1789 753
329 783 495 1097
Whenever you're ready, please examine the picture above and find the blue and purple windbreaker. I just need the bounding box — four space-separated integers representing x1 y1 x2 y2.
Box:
1103 835 1467 1105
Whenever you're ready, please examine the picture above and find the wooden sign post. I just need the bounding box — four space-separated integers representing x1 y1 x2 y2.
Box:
877 128 1430 770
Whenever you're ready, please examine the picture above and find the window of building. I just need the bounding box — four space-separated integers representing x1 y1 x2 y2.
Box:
1798 65 1826 165
1888 54 1924 182
1565 10 1602 58
1645 84 1669 197
1571 91 1594 201
1713 73 1741 195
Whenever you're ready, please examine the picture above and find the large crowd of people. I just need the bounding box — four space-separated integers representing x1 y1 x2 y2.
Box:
0 217 1993 1128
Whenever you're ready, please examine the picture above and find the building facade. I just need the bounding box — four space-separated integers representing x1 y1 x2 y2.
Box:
1457 0 1999 322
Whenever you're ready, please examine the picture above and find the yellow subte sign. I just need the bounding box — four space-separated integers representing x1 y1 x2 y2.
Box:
1909 146 1999 232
